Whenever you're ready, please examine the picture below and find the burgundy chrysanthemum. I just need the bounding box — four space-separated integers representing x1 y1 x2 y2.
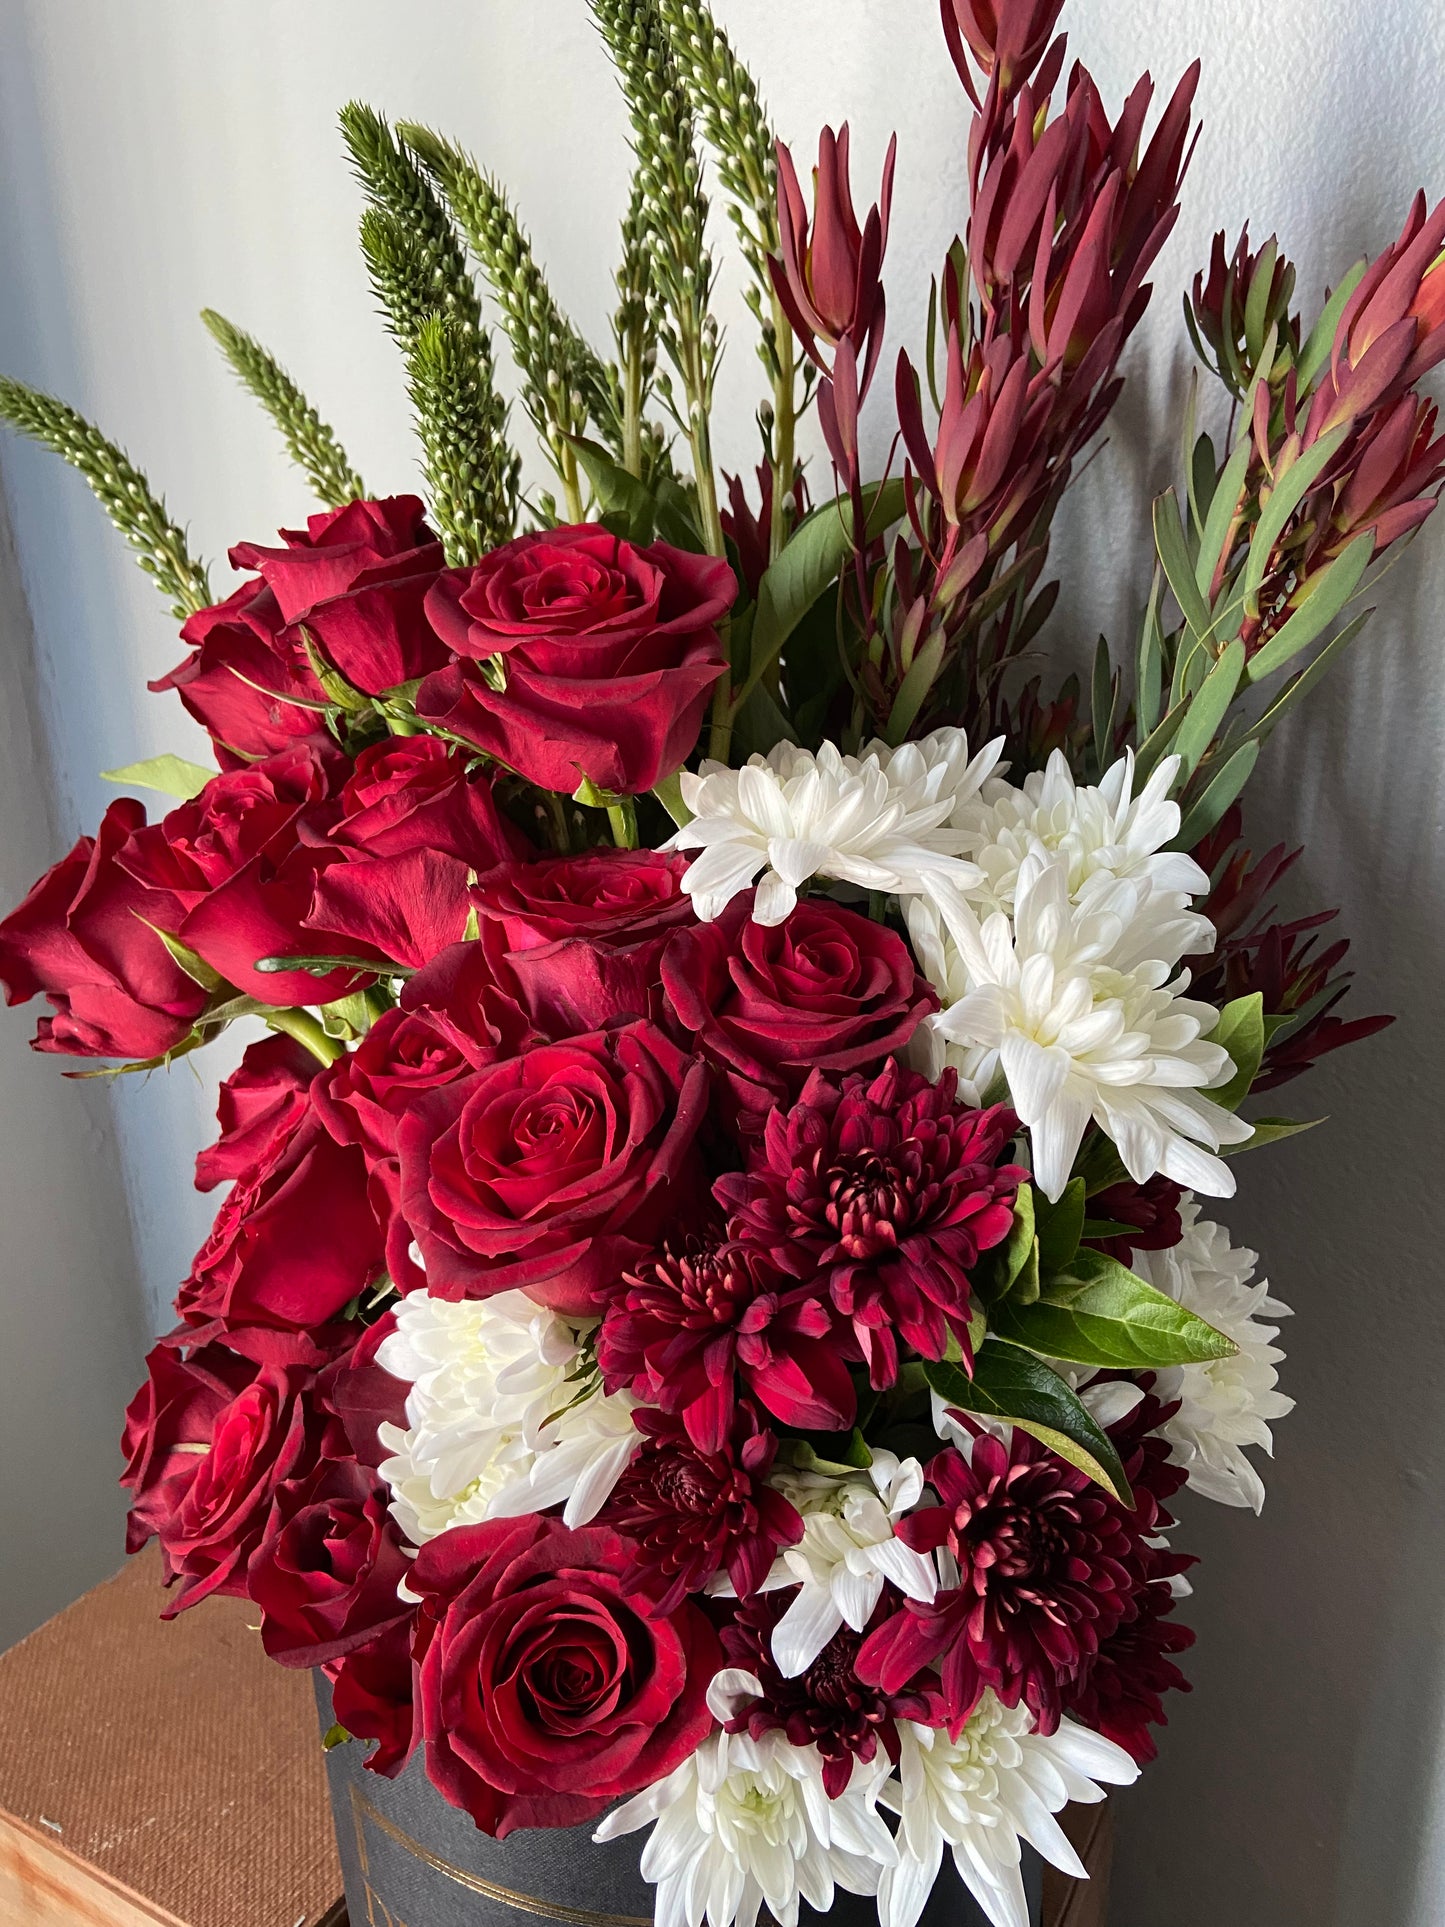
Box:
716 1062 1025 1388
1087 1173 1184 1265
719 1591 944 1797
1064 1581 1194 1765
857 1398 1188 1735
596 1234 859 1453
600 1402 802 1616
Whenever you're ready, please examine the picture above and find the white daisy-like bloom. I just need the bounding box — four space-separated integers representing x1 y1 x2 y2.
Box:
375 1289 638 1545
956 749 1207 917
877 1696 1140 1927
595 1668 897 1927
911 855 1252 1201
755 1450 938 1677
1131 1198 1294 1512
663 729 1004 927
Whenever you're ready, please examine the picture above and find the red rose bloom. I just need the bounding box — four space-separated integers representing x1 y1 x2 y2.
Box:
717 1063 1025 1386
597 1234 859 1450
600 1401 803 1614
419 526 735 795
195 1034 318 1193
331 736 528 867
314 1315 408 1469
121 1339 256 1557
150 574 331 770
124 1353 321 1613
232 495 450 694
397 1020 709 1313
661 895 936 1123
471 848 696 1033
0 798 208 1059
248 1458 413 1666
178 1107 385 1358
411 1516 721 1837
328 1619 418 1778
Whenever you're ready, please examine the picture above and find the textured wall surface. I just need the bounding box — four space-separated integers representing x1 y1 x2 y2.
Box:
0 1 1442 1918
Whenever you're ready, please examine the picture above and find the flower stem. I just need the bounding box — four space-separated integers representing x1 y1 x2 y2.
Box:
265 1007 345 1067
769 307 797 562
607 798 639 849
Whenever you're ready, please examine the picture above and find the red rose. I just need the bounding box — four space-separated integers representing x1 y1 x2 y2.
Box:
328 1619 418 1778
660 895 937 1120
411 1516 720 1837
419 526 735 795
0 798 208 1059
332 736 529 866
233 495 449 695
123 1349 322 1612
314 1316 408 1468
472 849 697 1032
302 848 474 973
120 1339 256 1557
118 743 341 912
178 1107 385 1356
248 1459 412 1666
195 1034 318 1193
150 575 332 770
397 1020 710 1313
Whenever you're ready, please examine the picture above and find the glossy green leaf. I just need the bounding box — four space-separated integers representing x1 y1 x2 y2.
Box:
101 754 215 801
1221 1114 1324 1155
992 1249 1236 1371
1035 1177 1086 1274
1245 535 1373 684
924 1346 1133 1505
1175 738 1261 847
651 772 692 827
1210 992 1266 1110
568 434 658 543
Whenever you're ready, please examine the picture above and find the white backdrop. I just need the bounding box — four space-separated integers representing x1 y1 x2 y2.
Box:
1 3 1443 1920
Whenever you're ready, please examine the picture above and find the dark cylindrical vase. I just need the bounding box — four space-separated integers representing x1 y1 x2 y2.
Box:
315 1677 1042 1927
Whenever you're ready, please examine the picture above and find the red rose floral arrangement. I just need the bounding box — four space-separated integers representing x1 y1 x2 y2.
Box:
0 3 1431 1925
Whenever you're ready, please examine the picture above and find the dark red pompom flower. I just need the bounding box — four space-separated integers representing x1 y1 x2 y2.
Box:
599 1401 803 1613
718 1061 1024 1387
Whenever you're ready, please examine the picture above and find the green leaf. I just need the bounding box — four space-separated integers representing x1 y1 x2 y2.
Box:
102 755 215 801
651 475 705 552
884 629 946 746
1210 992 1266 1110
1035 1178 1086 1274
742 479 905 712
780 1431 874 1477
651 772 693 827
1175 738 1261 847
1249 608 1371 742
1245 535 1373 684
1296 260 1367 396
1090 635 1117 771
997 1184 1037 1296
1189 431 1219 537
1153 490 1211 639
924 1346 1133 1505
1221 1115 1324 1155
1193 430 1251 597
142 923 225 995
1171 637 1246 781
1135 569 1165 742
568 434 658 543
322 1723 353 1752
992 1249 1236 1371
1243 238 1279 370
1241 424 1351 618
321 991 376 1039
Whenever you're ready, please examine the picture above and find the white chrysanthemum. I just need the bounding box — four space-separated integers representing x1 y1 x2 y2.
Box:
877 1697 1139 1927
1132 1199 1294 1512
664 729 1003 926
956 750 1207 917
375 1290 637 1545
596 1670 897 1927
751 1451 937 1677
911 855 1251 1201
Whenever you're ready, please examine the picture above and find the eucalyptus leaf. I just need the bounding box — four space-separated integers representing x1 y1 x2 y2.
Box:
923 1346 1133 1505
991 1249 1237 1371
101 754 215 801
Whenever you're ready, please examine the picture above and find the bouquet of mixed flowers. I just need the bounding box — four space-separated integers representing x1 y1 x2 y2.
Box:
1 2 1435 1924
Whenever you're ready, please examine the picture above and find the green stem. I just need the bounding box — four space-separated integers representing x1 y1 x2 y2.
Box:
607 798 639 849
265 1007 344 1067
622 343 645 480
769 305 797 563
560 444 586 525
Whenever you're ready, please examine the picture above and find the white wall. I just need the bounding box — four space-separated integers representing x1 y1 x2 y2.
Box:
0 1 1442 1918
